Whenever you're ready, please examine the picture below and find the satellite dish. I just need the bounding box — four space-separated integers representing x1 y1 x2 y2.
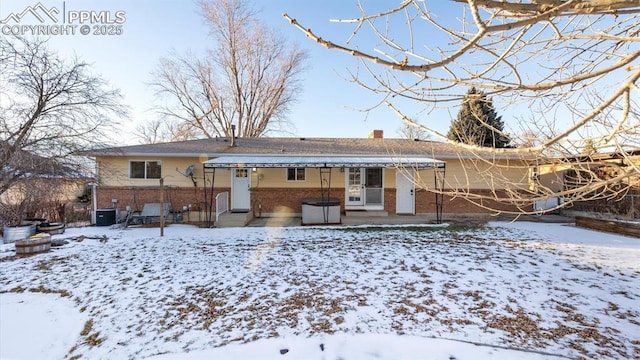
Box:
185 165 195 177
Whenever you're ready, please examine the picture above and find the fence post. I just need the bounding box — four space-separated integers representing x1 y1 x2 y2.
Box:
160 178 164 237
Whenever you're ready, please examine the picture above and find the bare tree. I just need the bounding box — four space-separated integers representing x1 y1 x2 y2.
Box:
0 36 125 221
284 1 640 214
397 123 429 140
148 0 308 141
134 118 197 144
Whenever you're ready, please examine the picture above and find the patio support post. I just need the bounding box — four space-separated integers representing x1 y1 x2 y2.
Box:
202 166 216 227
319 166 332 223
434 165 446 224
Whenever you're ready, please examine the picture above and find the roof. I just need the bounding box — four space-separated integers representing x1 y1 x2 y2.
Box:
534 147 640 165
204 155 445 169
87 137 522 160
1 141 89 179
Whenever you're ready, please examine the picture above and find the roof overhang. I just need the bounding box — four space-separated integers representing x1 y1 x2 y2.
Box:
203 155 445 169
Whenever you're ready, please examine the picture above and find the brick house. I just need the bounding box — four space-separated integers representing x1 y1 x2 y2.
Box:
87 131 531 224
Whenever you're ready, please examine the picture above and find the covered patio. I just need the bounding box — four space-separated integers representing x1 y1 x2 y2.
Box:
202 155 446 226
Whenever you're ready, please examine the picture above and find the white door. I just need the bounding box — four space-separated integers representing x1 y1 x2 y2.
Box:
346 168 384 207
364 168 383 206
396 169 415 214
346 168 364 206
232 168 251 211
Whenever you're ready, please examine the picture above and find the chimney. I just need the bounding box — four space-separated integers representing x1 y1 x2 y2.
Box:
368 130 384 139
230 124 236 147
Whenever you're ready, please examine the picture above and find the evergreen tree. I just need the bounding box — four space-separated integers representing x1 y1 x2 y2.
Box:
447 87 511 148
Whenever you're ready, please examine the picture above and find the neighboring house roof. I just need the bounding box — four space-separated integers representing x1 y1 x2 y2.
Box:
561 149 640 163
86 137 523 160
533 148 640 167
1 141 89 179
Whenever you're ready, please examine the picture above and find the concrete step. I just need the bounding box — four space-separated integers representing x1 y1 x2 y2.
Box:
215 211 253 227
345 210 388 217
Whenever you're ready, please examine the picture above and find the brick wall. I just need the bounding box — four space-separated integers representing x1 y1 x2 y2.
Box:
96 186 230 212
251 188 345 215
386 190 396 213
415 189 530 213
252 187 525 214
97 186 526 216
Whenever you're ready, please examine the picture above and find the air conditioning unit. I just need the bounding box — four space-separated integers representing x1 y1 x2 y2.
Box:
95 208 119 226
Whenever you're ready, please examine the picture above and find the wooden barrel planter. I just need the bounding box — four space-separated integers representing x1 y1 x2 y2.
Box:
2 224 37 244
37 222 66 235
15 234 51 256
22 218 47 226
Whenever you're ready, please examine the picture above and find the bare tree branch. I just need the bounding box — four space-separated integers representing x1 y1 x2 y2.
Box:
284 0 640 214
0 36 126 203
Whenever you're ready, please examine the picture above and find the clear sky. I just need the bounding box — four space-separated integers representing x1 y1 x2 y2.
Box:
1 0 515 145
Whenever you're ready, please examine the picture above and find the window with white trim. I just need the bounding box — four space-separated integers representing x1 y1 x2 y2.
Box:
286 167 306 181
130 160 162 179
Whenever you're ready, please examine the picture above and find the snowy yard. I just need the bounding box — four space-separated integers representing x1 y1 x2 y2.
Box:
0 221 639 360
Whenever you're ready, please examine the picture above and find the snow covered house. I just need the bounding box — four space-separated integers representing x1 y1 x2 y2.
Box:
87 131 531 225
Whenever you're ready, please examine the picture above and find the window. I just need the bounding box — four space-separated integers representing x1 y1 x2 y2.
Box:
287 167 305 181
365 168 383 188
130 161 162 179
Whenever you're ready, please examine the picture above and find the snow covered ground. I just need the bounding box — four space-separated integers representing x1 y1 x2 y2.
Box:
0 221 638 360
